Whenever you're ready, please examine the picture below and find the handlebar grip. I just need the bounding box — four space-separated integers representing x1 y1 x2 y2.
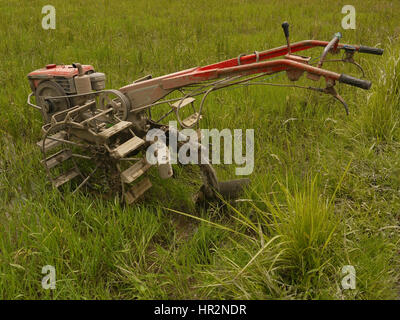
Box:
339 74 372 90
359 45 384 55
282 22 289 38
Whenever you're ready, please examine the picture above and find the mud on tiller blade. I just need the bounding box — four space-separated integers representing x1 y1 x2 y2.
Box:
26 22 383 204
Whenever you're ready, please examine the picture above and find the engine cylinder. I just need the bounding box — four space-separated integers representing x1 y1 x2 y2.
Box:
74 74 92 94
89 72 106 90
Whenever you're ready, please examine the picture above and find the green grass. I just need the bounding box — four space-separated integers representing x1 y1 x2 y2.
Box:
1 0 400 299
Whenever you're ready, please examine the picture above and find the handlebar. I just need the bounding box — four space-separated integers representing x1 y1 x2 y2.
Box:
339 74 372 90
358 45 384 55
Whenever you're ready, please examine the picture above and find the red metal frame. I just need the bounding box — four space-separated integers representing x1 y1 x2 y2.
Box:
119 40 366 109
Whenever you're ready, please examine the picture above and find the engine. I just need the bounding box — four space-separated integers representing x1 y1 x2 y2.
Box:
27 63 106 122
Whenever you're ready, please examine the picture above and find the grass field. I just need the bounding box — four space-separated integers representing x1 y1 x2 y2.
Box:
1 0 400 299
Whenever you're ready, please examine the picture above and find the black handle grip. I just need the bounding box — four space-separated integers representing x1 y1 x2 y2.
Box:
339 74 372 90
282 22 289 38
359 45 384 55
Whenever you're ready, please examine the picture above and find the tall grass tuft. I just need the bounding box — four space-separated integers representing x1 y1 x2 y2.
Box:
191 174 342 299
263 177 338 294
358 43 400 142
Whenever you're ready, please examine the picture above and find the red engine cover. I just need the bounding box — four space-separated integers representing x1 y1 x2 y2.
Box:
27 64 94 90
28 64 94 79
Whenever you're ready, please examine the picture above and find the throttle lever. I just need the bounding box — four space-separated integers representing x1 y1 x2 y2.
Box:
281 22 291 54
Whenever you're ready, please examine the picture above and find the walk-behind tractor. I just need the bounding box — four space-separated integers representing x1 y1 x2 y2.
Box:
27 22 383 204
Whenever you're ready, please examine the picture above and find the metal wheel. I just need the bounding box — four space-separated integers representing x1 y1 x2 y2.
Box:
98 89 130 121
35 81 70 123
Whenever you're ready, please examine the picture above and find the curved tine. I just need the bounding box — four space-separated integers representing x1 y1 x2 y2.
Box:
72 163 99 195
